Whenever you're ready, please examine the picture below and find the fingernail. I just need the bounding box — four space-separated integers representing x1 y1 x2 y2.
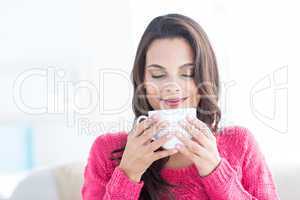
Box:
175 132 183 138
150 114 160 121
161 121 169 127
187 115 193 121
180 120 187 126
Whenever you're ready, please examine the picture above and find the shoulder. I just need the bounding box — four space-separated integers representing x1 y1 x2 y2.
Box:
216 126 259 162
217 125 256 145
88 131 128 169
92 131 128 151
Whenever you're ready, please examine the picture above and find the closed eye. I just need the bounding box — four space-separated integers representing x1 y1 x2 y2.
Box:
151 74 194 78
151 74 165 78
181 73 194 78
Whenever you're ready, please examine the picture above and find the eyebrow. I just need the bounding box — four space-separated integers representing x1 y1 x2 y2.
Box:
146 62 195 70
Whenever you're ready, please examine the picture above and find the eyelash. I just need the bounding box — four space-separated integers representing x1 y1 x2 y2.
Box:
151 74 194 79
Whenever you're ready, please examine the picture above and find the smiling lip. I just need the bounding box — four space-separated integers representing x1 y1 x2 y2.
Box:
161 97 188 107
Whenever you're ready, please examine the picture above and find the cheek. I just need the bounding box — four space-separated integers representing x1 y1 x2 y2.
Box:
144 81 161 107
144 81 160 95
144 73 158 94
183 82 200 105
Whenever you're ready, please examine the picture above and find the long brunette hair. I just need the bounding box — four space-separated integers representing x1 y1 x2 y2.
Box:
110 13 221 200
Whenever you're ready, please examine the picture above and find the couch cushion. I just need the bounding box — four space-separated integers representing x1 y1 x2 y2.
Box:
53 162 84 200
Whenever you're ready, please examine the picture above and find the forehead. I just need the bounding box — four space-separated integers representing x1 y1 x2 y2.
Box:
145 37 194 69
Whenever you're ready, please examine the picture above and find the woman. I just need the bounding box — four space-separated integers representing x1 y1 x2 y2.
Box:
81 13 280 200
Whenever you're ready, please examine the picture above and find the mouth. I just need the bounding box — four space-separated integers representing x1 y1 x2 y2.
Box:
160 97 188 107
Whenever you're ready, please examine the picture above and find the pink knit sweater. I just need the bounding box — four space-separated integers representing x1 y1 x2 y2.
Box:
81 126 280 200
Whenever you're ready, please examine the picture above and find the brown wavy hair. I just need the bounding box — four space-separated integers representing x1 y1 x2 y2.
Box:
110 13 221 200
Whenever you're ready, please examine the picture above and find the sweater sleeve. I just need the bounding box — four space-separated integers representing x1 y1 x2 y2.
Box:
81 134 144 200
200 127 280 200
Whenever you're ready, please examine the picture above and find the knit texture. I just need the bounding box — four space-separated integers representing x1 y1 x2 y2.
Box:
81 126 280 200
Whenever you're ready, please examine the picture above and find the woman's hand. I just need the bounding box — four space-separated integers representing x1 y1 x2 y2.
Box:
174 115 221 177
119 115 178 182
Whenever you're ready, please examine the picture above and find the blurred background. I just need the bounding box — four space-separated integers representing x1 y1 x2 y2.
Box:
0 0 298 199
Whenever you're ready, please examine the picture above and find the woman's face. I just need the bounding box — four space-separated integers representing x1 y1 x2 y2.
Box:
144 37 200 110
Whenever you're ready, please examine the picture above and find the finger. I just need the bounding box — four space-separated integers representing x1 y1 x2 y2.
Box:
147 133 174 152
139 120 169 144
186 116 215 140
151 148 178 161
131 116 159 138
145 138 154 145
174 143 198 162
179 120 211 149
175 131 207 156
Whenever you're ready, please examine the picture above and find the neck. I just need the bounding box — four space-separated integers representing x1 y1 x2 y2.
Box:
164 152 193 169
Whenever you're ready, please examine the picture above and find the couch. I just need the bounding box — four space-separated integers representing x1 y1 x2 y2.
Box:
7 162 300 200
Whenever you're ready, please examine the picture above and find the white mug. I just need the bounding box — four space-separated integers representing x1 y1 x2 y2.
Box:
135 107 197 149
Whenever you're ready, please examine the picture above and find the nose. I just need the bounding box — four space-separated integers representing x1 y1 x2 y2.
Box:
166 87 180 93
163 82 181 95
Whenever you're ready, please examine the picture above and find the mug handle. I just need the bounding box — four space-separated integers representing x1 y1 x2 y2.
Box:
136 115 148 124
135 115 156 141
